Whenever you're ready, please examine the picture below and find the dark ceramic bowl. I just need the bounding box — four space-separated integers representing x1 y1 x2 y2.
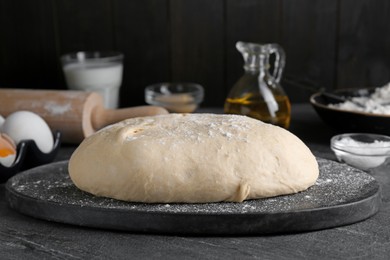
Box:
310 88 390 134
0 131 61 183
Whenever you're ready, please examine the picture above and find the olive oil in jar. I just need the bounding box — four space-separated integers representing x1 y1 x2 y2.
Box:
224 93 291 128
225 41 291 128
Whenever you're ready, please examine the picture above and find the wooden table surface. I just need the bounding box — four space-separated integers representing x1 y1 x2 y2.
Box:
1 103 389 259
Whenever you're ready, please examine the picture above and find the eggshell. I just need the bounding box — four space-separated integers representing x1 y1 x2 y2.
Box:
2 111 54 153
0 115 4 129
0 153 16 167
0 133 16 167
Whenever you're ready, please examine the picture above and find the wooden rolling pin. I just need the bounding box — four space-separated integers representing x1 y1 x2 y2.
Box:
0 88 168 143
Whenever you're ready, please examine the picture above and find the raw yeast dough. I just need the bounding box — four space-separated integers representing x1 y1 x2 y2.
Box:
68 114 319 203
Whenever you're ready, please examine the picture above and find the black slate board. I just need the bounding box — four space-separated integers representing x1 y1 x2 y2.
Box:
5 158 381 235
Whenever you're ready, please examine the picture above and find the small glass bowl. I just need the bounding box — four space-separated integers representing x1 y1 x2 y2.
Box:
331 133 390 171
145 82 204 113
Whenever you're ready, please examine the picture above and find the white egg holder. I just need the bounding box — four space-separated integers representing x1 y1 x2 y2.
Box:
0 132 61 183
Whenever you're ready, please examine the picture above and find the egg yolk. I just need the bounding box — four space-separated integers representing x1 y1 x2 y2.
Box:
0 134 16 158
0 148 15 157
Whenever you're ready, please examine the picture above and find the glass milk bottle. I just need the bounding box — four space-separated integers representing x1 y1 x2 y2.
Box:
61 52 124 109
224 42 291 128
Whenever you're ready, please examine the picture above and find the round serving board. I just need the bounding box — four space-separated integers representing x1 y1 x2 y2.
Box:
5 158 380 235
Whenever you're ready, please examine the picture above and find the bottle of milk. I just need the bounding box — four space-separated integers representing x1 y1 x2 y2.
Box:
61 52 124 109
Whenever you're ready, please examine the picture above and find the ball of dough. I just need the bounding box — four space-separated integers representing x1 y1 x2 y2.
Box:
69 114 319 203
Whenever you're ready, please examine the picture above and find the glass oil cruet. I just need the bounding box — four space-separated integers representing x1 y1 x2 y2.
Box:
224 41 291 128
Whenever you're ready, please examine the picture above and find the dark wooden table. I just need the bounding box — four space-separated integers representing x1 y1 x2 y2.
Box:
1 103 389 259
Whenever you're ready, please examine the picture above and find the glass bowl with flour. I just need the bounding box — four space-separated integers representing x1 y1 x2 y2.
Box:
145 83 204 113
331 133 390 171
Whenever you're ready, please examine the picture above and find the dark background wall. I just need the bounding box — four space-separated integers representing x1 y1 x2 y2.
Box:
0 0 389 108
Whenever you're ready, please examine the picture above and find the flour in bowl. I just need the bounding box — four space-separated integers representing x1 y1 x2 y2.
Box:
328 82 390 115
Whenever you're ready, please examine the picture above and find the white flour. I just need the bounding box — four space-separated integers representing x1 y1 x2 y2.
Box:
332 137 390 170
328 82 390 114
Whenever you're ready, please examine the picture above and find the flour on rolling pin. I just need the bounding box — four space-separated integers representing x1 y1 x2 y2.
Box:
0 89 168 143
43 102 72 116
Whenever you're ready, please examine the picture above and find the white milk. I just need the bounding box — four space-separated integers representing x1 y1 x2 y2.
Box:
63 62 123 109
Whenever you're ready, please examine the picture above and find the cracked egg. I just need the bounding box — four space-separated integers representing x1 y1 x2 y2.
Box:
0 133 16 167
